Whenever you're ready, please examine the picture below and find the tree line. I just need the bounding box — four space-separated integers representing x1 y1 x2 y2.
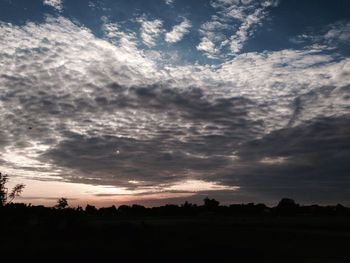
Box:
1 172 350 217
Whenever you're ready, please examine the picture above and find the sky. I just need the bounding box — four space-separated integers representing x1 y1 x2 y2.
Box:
0 0 349 207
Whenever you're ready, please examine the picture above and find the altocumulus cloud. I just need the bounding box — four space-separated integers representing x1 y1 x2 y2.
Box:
43 0 63 11
137 17 164 47
165 18 192 44
0 16 350 202
198 0 279 58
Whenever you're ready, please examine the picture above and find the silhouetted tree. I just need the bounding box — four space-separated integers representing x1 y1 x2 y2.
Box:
158 204 180 216
118 205 131 215
0 172 25 206
85 204 98 214
181 201 192 208
56 197 69 209
131 204 146 215
0 172 7 206
276 198 299 216
99 205 117 216
8 184 26 203
181 201 197 215
204 197 220 209
335 204 347 215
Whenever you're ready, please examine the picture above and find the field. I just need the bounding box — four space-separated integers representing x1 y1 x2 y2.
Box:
1 212 349 262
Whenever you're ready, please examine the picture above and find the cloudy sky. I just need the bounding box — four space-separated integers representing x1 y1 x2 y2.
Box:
0 0 349 207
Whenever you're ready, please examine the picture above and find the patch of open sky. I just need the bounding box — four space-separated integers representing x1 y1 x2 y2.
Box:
243 0 350 54
61 0 221 65
0 0 49 25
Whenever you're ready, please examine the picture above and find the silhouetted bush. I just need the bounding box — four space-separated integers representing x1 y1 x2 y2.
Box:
181 201 198 216
85 204 98 215
276 198 299 216
204 197 220 211
130 204 147 215
99 205 118 216
118 205 131 215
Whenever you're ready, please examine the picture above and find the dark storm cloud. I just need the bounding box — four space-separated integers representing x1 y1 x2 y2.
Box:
40 85 263 188
39 82 350 202
122 85 263 141
288 85 350 126
219 115 350 203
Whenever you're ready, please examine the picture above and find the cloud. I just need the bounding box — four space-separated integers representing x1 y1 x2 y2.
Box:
324 21 350 44
101 18 141 53
196 37 220 58
43 0 63 11
198 0 279 57
229 7 266 53
0 16 349 203
38 84 261 188
0 16 164 182
137 17 164 47
200 21 229 32
226 0 280 54
292 21 350 48
165 18 192 43
165 0 174 5
228 115 350 204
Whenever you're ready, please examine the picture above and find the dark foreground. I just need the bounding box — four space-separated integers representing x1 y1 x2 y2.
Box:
1 209 350 263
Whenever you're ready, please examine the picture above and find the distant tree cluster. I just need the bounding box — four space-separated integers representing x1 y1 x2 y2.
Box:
2 195 349 219
1 172 350 218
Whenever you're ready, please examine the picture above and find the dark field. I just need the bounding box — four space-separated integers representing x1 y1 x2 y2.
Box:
1 210 350 263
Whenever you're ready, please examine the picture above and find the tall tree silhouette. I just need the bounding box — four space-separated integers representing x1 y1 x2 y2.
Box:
0 172 25 206
56 197 69 209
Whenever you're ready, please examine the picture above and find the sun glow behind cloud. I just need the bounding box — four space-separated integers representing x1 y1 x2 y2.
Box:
7 177 239 207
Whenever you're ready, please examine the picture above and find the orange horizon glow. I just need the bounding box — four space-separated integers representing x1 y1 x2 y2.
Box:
7 176 240 208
